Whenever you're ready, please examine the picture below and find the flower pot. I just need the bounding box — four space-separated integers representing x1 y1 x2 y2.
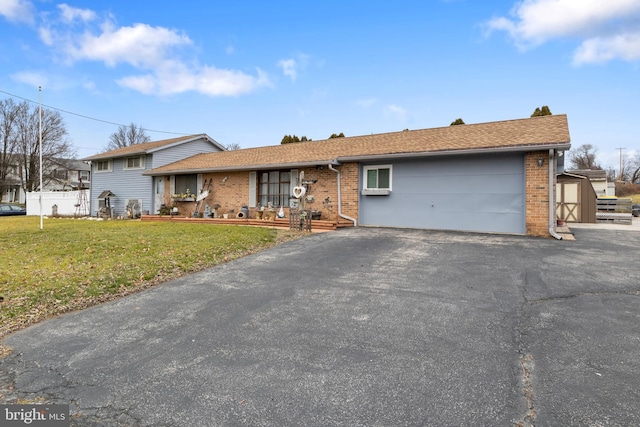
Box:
557 218 565 226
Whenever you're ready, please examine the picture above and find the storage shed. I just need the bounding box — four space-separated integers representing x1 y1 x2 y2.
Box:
556 172 597 223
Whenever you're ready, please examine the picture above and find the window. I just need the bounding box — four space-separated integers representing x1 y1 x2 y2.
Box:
53 169 68 179
175 174 197 196
259 170 291 207
79 170 90 181
95 160 112 172
124 156 145 170
362 165 392 195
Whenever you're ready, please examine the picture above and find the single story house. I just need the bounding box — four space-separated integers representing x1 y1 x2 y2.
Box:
144 115 571 237
83 134 225 217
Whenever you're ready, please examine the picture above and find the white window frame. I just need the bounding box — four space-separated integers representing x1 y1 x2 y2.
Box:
362 164 392 196
95 160 112 173
124 156 145 170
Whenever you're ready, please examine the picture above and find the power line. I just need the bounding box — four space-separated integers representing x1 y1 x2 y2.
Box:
0 88 191 136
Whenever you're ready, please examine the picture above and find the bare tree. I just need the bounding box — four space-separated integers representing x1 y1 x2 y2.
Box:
0 99 23 197
105 123 150 151
225 142 241 150
568 144 602 170
13 101 74 192
625 152 640 183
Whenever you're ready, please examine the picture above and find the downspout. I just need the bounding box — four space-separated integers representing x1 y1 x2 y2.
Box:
548 149 563 240
328 163 357 226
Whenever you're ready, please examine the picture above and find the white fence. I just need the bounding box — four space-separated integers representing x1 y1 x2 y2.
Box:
26 190 89 216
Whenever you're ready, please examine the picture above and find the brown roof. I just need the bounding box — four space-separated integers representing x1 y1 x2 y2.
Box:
565 169 607 181
83 134 222 161
145 115 571 175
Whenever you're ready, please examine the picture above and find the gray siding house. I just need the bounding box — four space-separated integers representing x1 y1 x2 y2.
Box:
83 134 225 217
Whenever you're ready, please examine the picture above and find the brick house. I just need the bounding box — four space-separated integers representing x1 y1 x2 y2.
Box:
145 115 571 237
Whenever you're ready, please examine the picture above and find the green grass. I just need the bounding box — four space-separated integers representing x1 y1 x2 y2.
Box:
0 217 304 348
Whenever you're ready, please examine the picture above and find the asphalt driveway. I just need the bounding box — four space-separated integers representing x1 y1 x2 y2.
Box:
1 227 639 426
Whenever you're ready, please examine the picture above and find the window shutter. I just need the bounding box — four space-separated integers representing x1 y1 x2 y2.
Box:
249 171 257 207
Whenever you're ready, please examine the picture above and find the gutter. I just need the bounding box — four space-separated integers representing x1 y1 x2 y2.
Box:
338 143 572 163
548 148 563 240
328 163 357 226
143 160 341 176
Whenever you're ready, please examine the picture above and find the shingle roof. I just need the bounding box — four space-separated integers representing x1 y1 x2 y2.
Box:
145 115 571 175
83 134 222 161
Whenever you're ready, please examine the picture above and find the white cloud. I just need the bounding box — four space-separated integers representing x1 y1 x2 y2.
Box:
60 21 192 68
486 0 640 64
278 53 311 81
117 61 271 97
11 70 48 87
57 4 96 23
278 58 298 81
34 6 270 97
0 0 33 23
573 33 640 64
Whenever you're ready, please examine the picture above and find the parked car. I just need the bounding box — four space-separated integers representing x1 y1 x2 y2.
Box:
633 204 640 217
0 203 26 216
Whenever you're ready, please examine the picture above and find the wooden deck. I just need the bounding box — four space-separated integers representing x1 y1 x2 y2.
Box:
140 214 353 232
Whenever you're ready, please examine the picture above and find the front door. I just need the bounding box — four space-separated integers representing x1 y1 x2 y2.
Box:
154 177 165 214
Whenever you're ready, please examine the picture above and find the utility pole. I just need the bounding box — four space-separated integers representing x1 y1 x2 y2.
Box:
616 147 625 182
39 86 43 230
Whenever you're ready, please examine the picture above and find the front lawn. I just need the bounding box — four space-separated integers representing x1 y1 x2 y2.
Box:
0 217 305 355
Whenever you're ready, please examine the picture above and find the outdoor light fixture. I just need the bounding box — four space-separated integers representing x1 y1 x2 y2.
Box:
537 158 544 167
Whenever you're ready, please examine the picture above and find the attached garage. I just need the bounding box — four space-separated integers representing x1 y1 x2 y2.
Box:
145 114 571 238
358 153 526 234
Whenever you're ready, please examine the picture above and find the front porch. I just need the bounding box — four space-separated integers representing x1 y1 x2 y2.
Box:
140 214 354 232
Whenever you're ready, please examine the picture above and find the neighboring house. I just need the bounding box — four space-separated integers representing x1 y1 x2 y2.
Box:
46 159 91 191
144 115 571 237
1 157 89 203
1 161 23 203
83 134 225 217
565 169 612 197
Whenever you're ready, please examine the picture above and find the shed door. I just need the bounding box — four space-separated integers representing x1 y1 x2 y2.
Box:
358 153 525 234
556 182 580 222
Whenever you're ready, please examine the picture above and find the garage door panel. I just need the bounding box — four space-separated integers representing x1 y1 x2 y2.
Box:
359 153 525 234
394 173 524 194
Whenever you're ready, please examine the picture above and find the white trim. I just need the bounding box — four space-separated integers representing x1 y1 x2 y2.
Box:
123 155 145 170
249 171 257 207
363 164 392 192
95 160 112 173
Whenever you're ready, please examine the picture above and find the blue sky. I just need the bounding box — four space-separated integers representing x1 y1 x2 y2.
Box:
1 0 639 172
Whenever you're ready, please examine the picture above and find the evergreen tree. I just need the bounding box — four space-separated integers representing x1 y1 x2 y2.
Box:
531 106 552 117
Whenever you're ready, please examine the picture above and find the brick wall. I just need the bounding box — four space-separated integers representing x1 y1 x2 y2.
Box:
163 165 360 222
525 151 555 236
